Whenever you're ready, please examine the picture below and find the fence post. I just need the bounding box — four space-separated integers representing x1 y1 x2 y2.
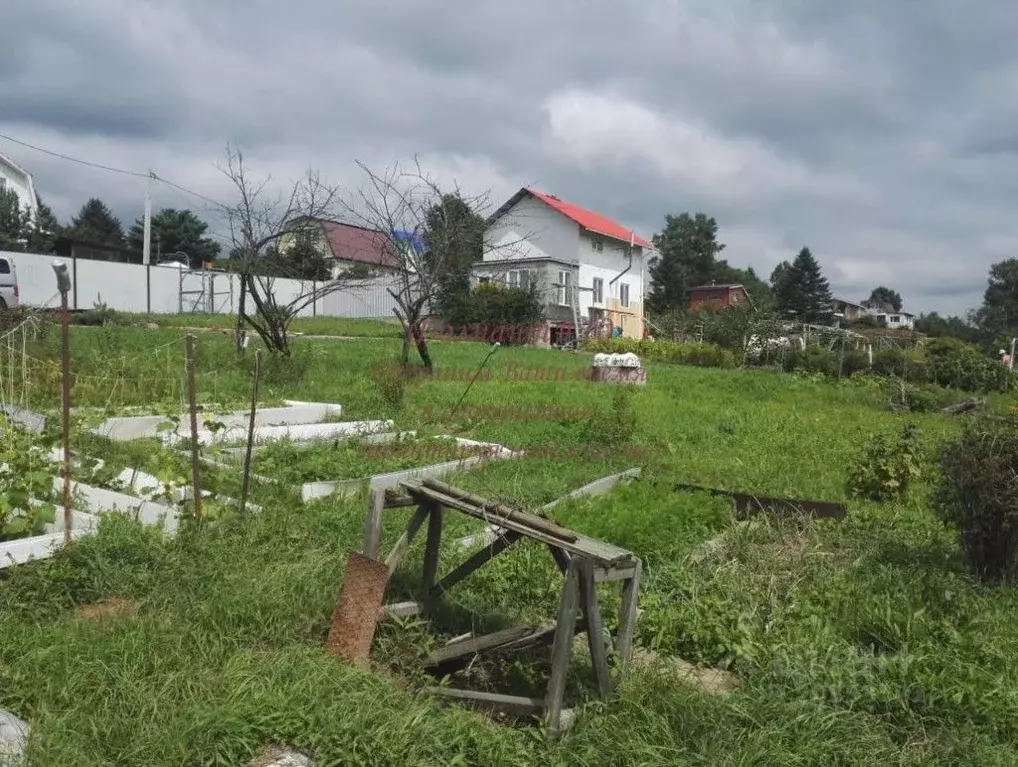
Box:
185 334 203 522
240 350 261 516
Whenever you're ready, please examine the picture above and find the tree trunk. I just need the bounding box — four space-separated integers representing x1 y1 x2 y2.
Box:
235 275 248 355
412 316 432 369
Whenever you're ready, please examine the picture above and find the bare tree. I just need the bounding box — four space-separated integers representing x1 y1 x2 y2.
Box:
218 145 346 357
340 158 501 369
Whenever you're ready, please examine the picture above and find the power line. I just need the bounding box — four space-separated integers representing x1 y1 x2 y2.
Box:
0 132 151 178
0 131 230 211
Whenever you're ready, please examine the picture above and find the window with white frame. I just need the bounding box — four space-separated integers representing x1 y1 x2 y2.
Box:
558 270 572 306
590 235 603 252
507 269 531 288
478 276 490 284
619 283 630 308
592 277 603 304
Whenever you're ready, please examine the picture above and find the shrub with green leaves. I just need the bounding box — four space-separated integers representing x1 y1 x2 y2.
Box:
581 337 738 368
934 425 1018 582
0 417 60 540
924 337 1010 392
846 423 923 503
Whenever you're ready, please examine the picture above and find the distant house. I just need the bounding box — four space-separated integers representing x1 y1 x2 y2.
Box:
0 153 38 224
833 298 868 323
474 187 653 343
55 235 141 265
281 218 417 278
688 283 751 311
875 311 915 331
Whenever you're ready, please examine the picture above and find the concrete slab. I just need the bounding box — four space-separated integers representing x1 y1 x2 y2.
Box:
0 404 46 434
0 529 92 569
301 447 520 502
168 419 393 448
94 401 344 441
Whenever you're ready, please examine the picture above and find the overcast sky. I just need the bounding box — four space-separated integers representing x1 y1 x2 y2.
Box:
2 0 1015 315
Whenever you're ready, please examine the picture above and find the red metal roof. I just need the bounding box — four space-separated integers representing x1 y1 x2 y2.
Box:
524 188 653 249
320 221 400 269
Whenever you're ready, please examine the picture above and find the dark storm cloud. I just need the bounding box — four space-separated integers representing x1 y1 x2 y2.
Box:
1 0 1016 314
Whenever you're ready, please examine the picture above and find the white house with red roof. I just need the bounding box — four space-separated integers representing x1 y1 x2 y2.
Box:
474 187 653 343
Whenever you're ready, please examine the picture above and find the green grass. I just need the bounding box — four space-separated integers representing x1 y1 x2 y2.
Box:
115 312 405 338
1 326 1017 764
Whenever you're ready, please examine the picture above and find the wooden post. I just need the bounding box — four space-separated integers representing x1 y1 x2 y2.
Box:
239 349 261 515
616 558 642 678
59 289 72 546
185 334 203 522
577 558 612 698
421 501 444 611
363 488 385 560
546 557 580 735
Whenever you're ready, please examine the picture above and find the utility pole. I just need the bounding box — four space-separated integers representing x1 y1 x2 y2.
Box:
142 170 154 266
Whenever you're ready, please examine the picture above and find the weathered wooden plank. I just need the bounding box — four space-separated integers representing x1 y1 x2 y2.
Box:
578 559 613 699
546 558 580 734
362 488 385 560
616 559 643 679
401 481 633 566
674 483 847 521
594 566 638 583
430 531 522 600
426 687 544 718
420 501 444 609
378 601 421 619
421 479 578 542
424 626 536 669
384 504 431 574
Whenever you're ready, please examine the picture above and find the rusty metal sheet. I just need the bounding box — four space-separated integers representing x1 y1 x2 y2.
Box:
674 483 847 521
325 551 391 667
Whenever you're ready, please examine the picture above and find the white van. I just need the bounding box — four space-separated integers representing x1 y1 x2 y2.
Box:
0 255 19 309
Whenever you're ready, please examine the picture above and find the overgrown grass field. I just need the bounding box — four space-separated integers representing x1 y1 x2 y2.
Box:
1 323 1017 764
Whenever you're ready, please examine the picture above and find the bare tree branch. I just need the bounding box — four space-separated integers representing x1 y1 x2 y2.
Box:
217 145 349 356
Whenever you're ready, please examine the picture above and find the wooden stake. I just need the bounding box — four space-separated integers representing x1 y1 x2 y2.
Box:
60 289 72 546
546 557 580 736
616 558 642 679
363 488 385 560
185 334 203 522
240 349 261 515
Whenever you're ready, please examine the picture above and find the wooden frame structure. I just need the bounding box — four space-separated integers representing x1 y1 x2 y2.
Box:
375 478 642 734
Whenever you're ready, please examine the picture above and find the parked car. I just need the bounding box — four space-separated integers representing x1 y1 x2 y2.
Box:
0 254 19 309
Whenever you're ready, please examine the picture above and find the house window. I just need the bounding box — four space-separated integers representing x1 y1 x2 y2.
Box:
590 236 603 252
478 276 490 285
592 277 603 304
890 315 900 324
507 269 531 288
558 270 572 306
619 283 630 308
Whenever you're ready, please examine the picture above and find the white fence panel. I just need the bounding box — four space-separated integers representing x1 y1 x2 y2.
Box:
8 252 415 319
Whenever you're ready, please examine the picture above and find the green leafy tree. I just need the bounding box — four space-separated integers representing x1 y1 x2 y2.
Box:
423 193 485 319
271 229 331 281
127 208 221 267
713 262 772 309
25 196 62 253
915 312 982 344
0 187 30 251
774 247 834 324
647 212 725 311
866 286 903 312
68 198 124 246
975 258 1018 342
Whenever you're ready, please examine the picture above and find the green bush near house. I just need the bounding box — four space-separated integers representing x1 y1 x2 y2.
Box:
581 337 739 368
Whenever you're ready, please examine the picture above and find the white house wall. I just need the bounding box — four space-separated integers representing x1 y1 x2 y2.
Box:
0 156 37 223
575 230 647 339
483 195 578 263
